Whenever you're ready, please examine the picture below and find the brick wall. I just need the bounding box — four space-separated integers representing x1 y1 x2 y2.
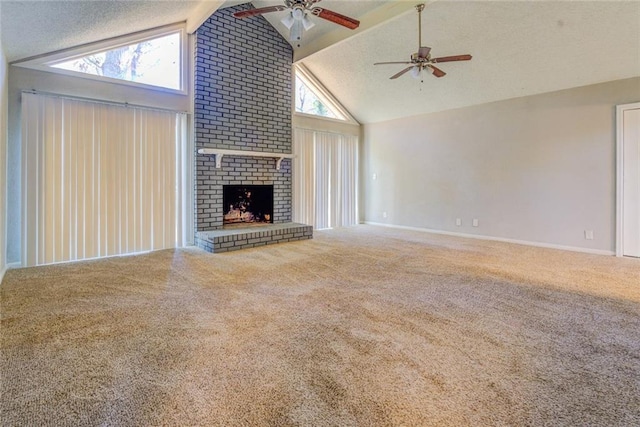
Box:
195 4 293 231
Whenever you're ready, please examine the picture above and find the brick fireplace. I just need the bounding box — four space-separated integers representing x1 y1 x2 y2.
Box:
193 3 312 252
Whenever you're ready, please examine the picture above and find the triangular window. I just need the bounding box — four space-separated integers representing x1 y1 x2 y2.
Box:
13 24 185 93
52 33 181 90
294 65 356 123
295 75 340 119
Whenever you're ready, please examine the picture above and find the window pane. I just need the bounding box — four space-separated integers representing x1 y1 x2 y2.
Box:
52 32 181 90
295 75 339 119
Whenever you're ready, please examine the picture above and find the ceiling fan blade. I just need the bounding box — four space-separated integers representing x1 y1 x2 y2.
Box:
233 5 288 19
374 61 413 65
418 46 431 58
390 66 414 80
311 7 360 29
431 54 472 63
429 65 446 78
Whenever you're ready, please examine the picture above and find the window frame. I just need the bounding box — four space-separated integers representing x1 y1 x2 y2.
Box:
293 64 359 125
12 23 188 95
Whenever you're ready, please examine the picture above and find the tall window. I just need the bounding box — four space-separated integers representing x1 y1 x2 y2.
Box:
21 93 188 266
293 129 358 229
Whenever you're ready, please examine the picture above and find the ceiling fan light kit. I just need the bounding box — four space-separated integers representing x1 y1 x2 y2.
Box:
374 3 472 81
290 20 303 41
302 14 315 31
233 0 359 45
281 12 295 28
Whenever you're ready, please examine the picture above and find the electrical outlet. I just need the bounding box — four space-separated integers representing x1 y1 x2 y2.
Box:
585 230 594 240
372 173 377 180
456 218 462 226
382 211 387 218
472 219 479 227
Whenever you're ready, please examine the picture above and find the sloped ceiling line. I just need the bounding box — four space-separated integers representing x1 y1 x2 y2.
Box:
2 0 639 124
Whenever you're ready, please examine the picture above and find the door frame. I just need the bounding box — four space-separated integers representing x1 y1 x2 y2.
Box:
616 102 640 257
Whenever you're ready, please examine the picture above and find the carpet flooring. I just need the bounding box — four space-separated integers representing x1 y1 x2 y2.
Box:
1 225 639 426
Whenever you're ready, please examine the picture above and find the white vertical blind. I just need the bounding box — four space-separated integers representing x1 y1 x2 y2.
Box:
336 134 358 228
22 92 186 266
293 128 316 226
314 132 333 229
293 128 358 230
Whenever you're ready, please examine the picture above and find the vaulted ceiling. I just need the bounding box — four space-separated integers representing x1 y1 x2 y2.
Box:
299 0 640 123
2 1 639 123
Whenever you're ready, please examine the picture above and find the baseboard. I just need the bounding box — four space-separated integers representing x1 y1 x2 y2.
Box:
0 262 17 285
1 262 22 282
364 222 615 256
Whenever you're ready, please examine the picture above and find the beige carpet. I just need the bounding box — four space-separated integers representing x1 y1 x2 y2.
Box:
1 225 639 426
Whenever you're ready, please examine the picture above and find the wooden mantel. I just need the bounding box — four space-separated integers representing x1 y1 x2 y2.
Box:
197 148 295 171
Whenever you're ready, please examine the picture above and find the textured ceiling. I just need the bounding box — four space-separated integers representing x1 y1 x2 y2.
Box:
301 1 640 123
251 0 392 54
2 1 639 124
0 0 203 62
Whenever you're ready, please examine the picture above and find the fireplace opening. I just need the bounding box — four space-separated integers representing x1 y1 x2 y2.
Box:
223 185 274 227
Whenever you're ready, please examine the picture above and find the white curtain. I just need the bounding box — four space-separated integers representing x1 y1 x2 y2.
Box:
293 128 358 230
22 92 187 266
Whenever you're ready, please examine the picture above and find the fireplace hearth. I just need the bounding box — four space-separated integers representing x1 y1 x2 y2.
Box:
223 185 273 227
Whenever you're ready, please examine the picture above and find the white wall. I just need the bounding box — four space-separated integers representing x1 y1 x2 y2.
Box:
363 78 640 253
0 32 7 280
6 66 191 264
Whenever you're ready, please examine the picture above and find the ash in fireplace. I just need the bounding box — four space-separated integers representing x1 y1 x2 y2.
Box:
223 185 273 225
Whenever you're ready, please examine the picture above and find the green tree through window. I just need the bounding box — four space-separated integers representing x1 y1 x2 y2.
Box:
295 75 339 119
52 32 181 90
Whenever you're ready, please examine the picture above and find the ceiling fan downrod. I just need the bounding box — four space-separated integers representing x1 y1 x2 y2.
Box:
416 3 425 52
372 2 471 80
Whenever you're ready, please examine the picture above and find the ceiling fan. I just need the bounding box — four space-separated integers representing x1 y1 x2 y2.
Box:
232 0 360 44
374 4 471 80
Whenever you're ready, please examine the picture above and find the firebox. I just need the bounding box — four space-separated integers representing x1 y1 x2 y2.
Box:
223 185 274 226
